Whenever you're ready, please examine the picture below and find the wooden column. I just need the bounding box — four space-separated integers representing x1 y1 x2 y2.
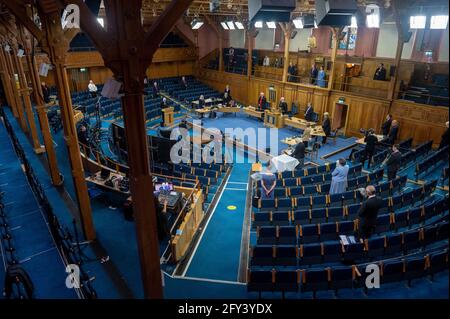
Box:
280 23 291 83
5 48 27 131
246 29 254 78
41 15 95 241
328 27 340 90
14 49 44 153
0 48 16 113
388 0 404 101
27 52 63 185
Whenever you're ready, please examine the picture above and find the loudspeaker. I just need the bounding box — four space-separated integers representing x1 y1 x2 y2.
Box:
315 0 357 26
303 14 316 28
248 0 296 22
290 30 298 39
389 65 396 77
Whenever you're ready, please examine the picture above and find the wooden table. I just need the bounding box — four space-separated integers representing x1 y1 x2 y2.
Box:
85 171 130 195
191 136 213 145
216 106 241 116
192 98 223 108
284 117 315 130
281 137 303 146
356 134 384 145
243 106 264 119
264 110 285 128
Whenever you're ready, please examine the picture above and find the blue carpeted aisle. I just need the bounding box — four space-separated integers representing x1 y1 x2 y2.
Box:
0 116 77 298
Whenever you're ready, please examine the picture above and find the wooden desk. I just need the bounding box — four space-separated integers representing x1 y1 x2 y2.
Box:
162 107 174 127
356 134 384 145
281 137 303 146
192 98 223 108
73 110 84 124
284 117 316 130
216 106 241 116
85 172 130 195
264 110 285 128
191 136 213 145
243 106 264 119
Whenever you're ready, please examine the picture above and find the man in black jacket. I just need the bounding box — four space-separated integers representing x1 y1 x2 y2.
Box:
291 139 306 167
304 103 314 122
361 129 378 168
373 63 387 81
278 97 288 114
321 112 331 144
384 144 402 180
257 92 267 111
358 185 383 239
386 120 399 145
381 114 392 136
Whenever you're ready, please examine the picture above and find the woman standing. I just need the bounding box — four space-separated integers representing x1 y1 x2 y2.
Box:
261 164 276 200
330 158 349 195
317 66 326 88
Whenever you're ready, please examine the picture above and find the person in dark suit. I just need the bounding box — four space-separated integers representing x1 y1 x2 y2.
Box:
373 63 387 81
386 120 399 145
181 76 188 89
304 103 314 122
439 121 449 149
152 82 159 98
358 185 383 239
384 144 402 180
224 84 231 99
310 63 318 85
41 82 50 103
381 114 392 136
291 139 306 167
321 112 331 144
361 129 378 168
287 62 295 82
155 198 170 241
223 92 231 106
160 97 168 109
278 97 288 114
257 92 266 111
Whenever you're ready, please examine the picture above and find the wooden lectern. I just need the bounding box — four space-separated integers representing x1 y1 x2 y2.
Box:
264 109 285 128
162 107 174 127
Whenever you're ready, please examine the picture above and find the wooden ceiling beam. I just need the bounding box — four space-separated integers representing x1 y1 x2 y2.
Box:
0 0 44 42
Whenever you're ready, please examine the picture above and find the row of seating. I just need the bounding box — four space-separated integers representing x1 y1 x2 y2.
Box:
277 162 337 179
264 169 383 198
255 195 448 245
415 146 449 179
250 219 448 268
247 248 449 297
254 176 412 210
253 179 437 226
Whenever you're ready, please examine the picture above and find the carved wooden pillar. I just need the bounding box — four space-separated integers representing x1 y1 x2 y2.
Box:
14 48 44 153
246 30 254 78
280 23 291 83
0 47 16 114
5 47 28 131
42 15 95 241
27 52 63 184
328 27 340 90
387 0 404 102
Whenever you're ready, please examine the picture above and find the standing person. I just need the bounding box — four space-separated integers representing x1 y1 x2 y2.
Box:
291 139 306 168
330 158 349 195
317 66 326 88
287 62 295 82
386 120 399 145
381 114 392 136
223 92 231 106
152 81 159 98
228 47 235 66
321 112 331 144
310 63 318 85
384 144 402 180
358 185 383 239
257 92 267 111
373 63 387 81
156 198 170 241
181 76 188 89
278 97 288 114
160 97 168 109
439 121 449 149
88 80 97 97
261 163 276 200
361 129 378 169
41 82 50 103
224 84 231 99
304 102 314 122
